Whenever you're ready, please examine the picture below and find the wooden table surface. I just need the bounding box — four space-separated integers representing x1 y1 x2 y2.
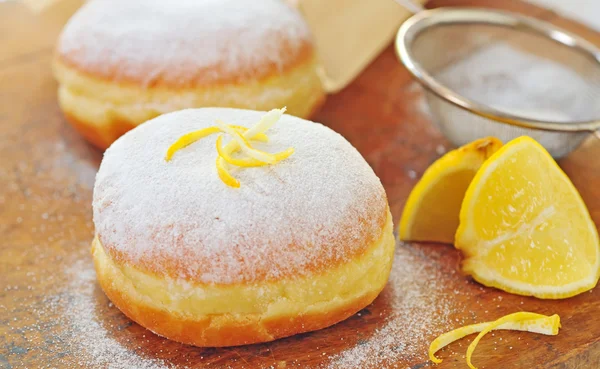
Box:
1 0 599 368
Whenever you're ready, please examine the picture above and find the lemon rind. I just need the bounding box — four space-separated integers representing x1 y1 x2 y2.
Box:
429 312 560 369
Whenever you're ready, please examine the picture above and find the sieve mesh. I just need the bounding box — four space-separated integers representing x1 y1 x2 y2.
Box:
397 9 600 158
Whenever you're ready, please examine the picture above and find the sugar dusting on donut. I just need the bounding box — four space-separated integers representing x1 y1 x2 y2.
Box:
93 108 388 284
57 0 313 87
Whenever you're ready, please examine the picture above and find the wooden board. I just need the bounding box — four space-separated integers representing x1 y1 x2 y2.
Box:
1 0 599 368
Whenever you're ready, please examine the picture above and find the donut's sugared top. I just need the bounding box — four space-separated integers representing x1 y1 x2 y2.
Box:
56 0 313 87
93 108 388 284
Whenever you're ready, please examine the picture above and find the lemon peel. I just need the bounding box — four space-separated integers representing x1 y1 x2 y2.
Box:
216 135 266 167
229 126 269 142
272 147 294 162
165 127 220 161
215 119 278 164
216 155 240 188
429 312 560 369
165 126 268 161
166 108 294 188
243 107 287 140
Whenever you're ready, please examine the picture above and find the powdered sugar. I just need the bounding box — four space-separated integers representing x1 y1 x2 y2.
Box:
435 43 595 121
325 244 460 368
412 29 600 157
57 0 312 86
93 108 387 284
61 259 172 369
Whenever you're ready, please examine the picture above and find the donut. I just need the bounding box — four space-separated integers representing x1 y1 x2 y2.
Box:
53 0 325 149
91 108 394 347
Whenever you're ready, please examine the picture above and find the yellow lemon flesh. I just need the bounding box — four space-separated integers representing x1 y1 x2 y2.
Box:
429 312 560 369
456 136 600 299
399 137 502 244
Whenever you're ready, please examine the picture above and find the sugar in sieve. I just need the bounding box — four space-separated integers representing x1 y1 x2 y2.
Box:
394 0 600 158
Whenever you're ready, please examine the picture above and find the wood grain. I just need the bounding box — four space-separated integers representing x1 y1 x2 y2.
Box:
1 1 599 368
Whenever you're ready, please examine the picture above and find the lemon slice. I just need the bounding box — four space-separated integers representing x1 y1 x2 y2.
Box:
399 137 502 243
430 312 560 369
456 136 600 299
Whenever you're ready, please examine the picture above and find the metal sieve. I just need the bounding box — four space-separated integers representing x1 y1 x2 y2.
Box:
394 1 600 158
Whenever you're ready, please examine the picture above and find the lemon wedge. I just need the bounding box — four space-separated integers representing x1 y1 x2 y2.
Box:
430 312 560 369
399 137 502 243
455 136 600 298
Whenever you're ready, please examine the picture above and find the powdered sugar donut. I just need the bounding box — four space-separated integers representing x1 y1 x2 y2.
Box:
91 108 394 347
53 0 325 149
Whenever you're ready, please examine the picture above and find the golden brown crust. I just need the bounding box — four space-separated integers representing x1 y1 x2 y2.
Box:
53 0 326 149
63 112 137 150
55 41 316 90
101 206 386 284
91 217 395 347
61 95 325 151
55 54 326 150
95 267 382 347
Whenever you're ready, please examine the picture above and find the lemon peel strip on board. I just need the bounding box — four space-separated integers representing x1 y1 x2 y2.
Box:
429 312 560 369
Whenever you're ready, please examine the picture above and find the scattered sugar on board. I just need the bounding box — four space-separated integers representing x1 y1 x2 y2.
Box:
325 244 459 369
58 259 172 369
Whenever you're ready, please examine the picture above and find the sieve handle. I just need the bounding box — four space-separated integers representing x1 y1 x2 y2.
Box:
393 0 424 14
